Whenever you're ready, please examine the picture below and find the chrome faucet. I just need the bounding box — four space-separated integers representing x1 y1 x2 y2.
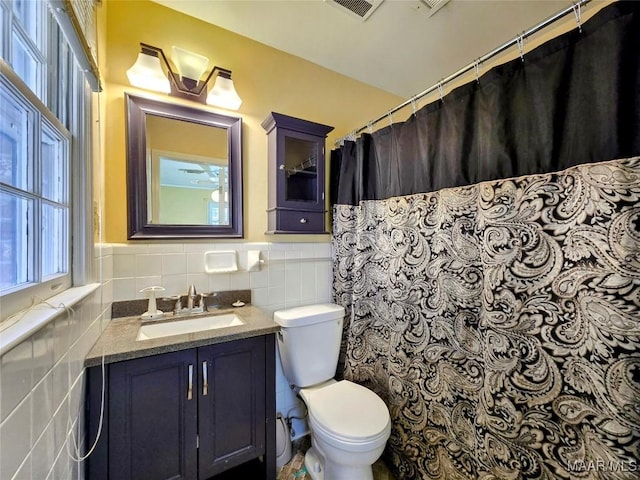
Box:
187 284 197 310
174 285 204 315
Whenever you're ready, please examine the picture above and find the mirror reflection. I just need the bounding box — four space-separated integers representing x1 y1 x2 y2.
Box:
145 116 229 225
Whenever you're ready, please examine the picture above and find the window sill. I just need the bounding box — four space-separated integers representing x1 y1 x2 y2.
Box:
0 283 101 356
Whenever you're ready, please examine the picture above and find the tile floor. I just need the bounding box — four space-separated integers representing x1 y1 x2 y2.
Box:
277 442 396 480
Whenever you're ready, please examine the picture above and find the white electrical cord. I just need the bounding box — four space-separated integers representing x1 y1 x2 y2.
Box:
67 351 106 462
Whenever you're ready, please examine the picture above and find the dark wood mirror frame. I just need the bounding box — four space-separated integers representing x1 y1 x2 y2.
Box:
125 94 243 239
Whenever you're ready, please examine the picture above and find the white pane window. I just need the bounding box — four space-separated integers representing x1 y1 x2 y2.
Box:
11 30 41 96
0 5 6 55
41 122 67 202
0 76 70 298
0 87 32 191
0 0 92 321
0 191 33 290
12 0 38 41
56 40 70 125
41 203 68 278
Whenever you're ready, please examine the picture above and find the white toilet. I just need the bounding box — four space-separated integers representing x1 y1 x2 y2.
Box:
274 304 391 480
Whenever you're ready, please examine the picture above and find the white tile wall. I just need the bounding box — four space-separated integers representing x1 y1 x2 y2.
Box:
110 240 334 440
0 246 113 480
110 241 333 313
0 239 332 480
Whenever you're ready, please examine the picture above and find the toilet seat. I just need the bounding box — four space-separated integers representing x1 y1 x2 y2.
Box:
302 381 391 451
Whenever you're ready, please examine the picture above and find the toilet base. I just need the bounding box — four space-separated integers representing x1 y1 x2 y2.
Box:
304 445 375 480
304 447 324 480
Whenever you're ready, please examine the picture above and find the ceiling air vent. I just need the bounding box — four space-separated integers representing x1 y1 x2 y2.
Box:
419 0 451 17
326 0 385 21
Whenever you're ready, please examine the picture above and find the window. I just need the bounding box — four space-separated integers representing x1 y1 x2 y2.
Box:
0 0 92 321
10 0 44 100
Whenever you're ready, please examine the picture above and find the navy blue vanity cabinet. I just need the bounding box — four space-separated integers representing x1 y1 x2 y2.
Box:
86 335 276 480
109 349 198 480
198 336 267 478
261 112 334 234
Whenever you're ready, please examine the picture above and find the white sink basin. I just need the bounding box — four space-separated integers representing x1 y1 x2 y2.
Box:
136 314 244 341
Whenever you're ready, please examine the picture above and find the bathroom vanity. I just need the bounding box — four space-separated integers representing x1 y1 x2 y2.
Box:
84 306 279 480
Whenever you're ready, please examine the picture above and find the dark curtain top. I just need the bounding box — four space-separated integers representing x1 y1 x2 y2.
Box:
331 1 640 206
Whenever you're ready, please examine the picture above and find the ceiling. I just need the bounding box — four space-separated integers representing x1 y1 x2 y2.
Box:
152 0 580 99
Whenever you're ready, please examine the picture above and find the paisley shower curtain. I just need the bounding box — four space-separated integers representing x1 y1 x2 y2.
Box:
331 3 640 479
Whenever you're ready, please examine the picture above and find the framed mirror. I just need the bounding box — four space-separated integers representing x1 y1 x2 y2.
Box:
125 94 243 239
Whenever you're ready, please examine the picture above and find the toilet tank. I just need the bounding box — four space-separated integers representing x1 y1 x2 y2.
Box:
274 304 345 388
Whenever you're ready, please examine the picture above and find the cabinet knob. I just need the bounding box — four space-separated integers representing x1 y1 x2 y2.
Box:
279 164 285 170
299 218 308 224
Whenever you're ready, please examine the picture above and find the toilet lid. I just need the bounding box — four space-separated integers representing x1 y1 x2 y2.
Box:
305 381 390 443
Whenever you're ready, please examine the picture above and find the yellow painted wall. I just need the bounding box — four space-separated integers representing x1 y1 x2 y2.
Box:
147 115 227 160
159 186 213 224
93 0 108 243
102 0 402 243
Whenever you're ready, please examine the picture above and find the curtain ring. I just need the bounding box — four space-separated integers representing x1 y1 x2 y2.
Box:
367 122 374 134
410 96 418 117
516 33 526 62
474 59 481 84
438 81 444 102
387 112 393 127
572 2 583 33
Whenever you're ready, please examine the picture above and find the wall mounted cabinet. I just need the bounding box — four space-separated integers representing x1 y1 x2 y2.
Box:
261 112 334 234
86 335 275 480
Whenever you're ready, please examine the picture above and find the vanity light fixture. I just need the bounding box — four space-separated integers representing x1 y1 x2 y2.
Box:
126 43 242 110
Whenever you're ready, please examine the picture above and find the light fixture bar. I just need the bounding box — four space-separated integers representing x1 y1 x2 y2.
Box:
126 42 243 110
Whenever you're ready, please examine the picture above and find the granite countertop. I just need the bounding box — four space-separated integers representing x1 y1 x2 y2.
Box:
85 305 279 368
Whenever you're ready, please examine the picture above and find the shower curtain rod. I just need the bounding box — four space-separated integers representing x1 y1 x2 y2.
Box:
336 0 591 147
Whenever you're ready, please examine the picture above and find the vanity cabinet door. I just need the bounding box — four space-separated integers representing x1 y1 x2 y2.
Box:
197 336 266 479
109 349 198 480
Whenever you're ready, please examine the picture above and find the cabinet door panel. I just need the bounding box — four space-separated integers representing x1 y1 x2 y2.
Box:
109 350 198 480
276 129 325 212
198 337 266 479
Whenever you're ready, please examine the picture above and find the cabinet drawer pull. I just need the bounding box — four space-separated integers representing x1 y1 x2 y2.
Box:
202 361 208 396
187 364 193 400
299 218 308 224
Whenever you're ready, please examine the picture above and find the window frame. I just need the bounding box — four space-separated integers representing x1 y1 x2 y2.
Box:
0 64 73 316
0 0 93 322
